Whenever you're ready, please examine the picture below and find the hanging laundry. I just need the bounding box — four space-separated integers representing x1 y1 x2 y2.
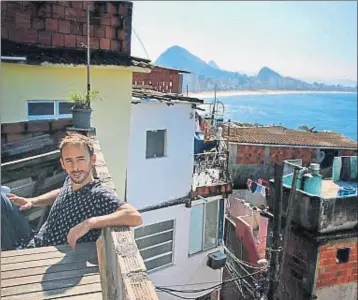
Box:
254 183 266 198
247 179 253 190
258 178 270 196
251 181 257 193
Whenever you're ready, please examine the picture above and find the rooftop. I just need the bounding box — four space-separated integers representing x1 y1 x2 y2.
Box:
225 125 357 149
132 87 203 104
1 39 152 69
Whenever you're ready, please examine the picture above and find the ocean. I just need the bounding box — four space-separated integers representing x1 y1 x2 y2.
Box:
203 93 357 141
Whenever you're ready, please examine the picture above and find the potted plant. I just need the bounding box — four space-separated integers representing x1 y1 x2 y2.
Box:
68 89 100 129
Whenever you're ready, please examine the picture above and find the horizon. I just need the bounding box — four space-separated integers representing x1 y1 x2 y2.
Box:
131 1 357 83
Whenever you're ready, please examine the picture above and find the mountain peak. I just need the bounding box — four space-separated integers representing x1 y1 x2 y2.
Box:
208 60 221 70
257 67 282 81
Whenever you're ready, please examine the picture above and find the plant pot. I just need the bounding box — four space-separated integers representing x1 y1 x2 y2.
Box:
71 107 93 129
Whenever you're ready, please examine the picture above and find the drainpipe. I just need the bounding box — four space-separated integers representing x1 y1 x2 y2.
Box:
0 56 27 61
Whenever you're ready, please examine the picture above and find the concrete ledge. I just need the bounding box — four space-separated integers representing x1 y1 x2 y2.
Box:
91 134 158 300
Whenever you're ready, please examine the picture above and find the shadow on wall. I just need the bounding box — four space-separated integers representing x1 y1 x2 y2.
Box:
230 164 275 188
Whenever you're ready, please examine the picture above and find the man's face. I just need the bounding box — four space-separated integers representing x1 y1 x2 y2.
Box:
60 144 95 185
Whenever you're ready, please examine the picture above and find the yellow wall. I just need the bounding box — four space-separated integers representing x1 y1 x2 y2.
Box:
0 63 132 200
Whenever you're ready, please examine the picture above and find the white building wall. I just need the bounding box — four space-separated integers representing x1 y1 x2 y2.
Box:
139 205 223 300
127 101 223 299
127 102 195 209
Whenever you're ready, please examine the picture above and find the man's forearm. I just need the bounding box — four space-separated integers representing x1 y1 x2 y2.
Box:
87 204 142 229
30 189 60 207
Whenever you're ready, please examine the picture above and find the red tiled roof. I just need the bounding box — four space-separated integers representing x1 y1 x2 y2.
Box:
225 126 357 149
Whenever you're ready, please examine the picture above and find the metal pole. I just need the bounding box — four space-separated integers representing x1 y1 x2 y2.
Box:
86 5 91 107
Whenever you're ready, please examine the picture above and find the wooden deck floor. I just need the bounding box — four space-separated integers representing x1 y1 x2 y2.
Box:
1 242 102 300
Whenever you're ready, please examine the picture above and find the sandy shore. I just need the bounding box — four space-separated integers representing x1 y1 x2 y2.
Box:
189 90 356 98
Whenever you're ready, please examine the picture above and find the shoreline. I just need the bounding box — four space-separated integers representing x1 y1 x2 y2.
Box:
189 90 357 98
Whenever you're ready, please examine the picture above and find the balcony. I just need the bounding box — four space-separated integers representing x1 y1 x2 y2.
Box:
192 148 232 198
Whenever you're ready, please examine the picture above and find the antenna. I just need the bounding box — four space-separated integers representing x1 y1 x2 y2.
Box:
86 5 91 107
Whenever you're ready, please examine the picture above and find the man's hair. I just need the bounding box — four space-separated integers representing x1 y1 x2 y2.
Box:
59 132 94 157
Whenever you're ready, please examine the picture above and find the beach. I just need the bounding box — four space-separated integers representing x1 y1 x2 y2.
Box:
189 90 356 99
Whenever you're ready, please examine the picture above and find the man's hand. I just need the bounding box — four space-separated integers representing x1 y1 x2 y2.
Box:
7 193 33 211
67 219 92 249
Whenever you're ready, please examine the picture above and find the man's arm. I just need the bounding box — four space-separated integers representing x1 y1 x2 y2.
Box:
7 188 60 210
67 203 142 248
87 203 142 228
30 189 61 208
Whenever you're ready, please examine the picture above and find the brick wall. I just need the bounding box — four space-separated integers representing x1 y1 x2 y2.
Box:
1 1 132 53
236 144 317 166
1 118 72 145
340 149 357 156
133 67 182 93
236 145 265 164
316 239 358 288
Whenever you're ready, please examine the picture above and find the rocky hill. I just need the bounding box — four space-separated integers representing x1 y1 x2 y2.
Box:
155 45 357 93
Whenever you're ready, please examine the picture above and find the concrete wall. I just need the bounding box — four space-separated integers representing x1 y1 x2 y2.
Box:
230 189 267 207
126 102 195 209
314 237 358 300
1 63 133 200
134 204 222 300
278 229 318 300
280 186 358 233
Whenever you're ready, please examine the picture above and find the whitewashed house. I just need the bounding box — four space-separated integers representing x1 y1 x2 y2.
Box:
126 89 232 300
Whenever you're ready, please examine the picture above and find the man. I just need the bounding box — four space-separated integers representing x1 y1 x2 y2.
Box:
1 132 142 250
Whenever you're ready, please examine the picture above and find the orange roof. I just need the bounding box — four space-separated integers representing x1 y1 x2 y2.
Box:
225 126 357 149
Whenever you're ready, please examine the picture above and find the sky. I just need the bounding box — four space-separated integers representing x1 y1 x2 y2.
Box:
131 1 357 82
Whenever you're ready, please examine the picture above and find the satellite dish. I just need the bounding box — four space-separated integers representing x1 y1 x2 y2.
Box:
316 151 325 163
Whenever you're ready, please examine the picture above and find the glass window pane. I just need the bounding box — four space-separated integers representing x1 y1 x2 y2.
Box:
146 130 166 158
59 102 73 115
204 200 219 250
189 204 204 254
145 253 173 271
28 102 54 116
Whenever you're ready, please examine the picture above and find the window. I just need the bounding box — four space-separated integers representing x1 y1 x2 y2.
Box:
189 199 220 255
27 101 72 120
336 248 350 264
134 220 174 272
146 130 166 158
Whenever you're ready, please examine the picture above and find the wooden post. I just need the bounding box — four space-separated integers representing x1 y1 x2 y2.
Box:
275 166 300 298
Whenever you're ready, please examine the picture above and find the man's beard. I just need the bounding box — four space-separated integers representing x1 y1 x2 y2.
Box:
70 170 90 184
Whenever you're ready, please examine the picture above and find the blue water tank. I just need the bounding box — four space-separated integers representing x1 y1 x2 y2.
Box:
303 163 322 196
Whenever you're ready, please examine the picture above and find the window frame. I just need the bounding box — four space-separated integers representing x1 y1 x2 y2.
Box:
27 100 72 121
134 219 176 273
145 129 167 159
188 198 220 256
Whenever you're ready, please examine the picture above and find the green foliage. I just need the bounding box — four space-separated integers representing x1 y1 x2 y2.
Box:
67 89 101 108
